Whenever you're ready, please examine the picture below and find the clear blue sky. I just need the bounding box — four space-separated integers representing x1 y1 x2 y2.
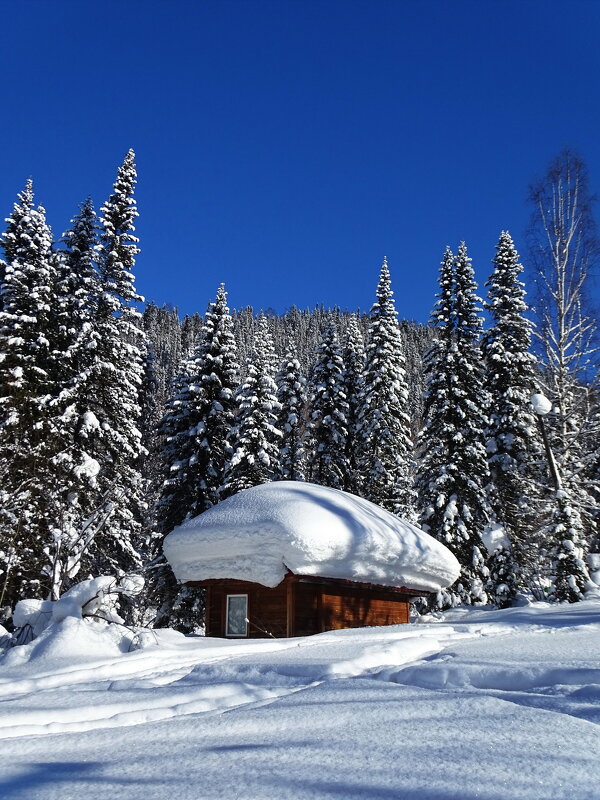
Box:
1 0 600 322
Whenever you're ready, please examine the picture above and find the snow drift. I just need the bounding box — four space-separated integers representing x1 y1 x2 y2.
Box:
163 481 460 592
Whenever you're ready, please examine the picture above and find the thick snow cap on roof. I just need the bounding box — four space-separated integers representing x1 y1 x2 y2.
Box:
163 482 460 593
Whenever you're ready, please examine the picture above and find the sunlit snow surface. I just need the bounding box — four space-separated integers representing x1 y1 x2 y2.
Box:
1 600 600 799
164 481 460 591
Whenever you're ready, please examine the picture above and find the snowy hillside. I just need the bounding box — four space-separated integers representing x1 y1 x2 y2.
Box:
1 600 599 799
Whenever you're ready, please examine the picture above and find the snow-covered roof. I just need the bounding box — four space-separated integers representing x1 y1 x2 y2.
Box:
163 481 460 593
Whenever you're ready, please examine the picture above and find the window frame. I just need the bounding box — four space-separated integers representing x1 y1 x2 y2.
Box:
225 593 249 638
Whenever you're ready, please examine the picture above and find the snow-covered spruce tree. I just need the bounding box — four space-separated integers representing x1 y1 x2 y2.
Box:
532 396 593 602
482 232 541 600
141 303 182 505
356 258 413 516
275 338 307 481
587 395 600 553
548 488 591 602
415 244 490 608
147 287 238 632
139 341 162 496
153 361 194 539
145 361 195 630
180 312 203 358
485 545 519 609
221 313 281 498
54 198 99 372
42 198 111 599
74 150 147 584
399 320 436 444
415 248 455 576
0 181 60 610
341 315 365 493
175 284 239 518
305 323 349 489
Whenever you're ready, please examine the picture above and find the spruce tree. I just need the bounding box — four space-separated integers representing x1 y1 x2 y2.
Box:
141 303 182 506
54 198 99 367
139 304 184 575
74 150 147 582
415 244 490 607
146 361 195 629
0 182 59 608
306 323 349 489
275 339 307 481
486 545 519 609
534 396 593 603
482 232 541 599
342 315 364 493
549 488 591 602
154 362 194 537
181 312 203 357
181 284 240 516
221 313 281 497
415 247 457 587
357 258 413 515
43 199 107 598
587 396 600 553
150 287 239 631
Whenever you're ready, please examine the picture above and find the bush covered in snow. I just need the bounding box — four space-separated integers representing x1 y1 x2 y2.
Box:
7 575 146 649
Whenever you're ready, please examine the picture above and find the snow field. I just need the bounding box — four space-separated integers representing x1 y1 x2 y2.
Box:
0 600 599 799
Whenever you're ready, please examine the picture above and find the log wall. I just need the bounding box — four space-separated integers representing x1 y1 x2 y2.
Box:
199 578 288 638
193 575 414 638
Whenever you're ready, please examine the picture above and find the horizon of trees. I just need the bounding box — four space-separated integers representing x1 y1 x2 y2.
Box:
1 148 599 634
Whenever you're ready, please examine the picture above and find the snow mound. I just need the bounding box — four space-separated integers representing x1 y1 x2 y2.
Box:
531 392 552 415
164 481 460 592
481 521 511 554
1 616 128 671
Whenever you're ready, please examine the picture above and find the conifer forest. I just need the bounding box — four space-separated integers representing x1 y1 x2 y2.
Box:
1 147 599 632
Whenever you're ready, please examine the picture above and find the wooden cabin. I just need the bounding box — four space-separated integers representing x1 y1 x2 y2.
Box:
190 574 425 638
164 481 460 639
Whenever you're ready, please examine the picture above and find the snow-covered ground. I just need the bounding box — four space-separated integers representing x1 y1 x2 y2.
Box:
1 600 599 800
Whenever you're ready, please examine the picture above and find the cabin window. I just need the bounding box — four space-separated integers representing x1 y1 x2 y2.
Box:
225 594 248 637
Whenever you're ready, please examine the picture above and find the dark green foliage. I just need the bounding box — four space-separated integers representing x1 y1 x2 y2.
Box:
341 315 364 493
150 286 239 630
486 545 518 608
549 489 591 602
482 232 542 591
357 259 413 515
416 245 490 608
74 151 147 583
222 313 281 497
0 182 59 606
306 323 349 489
275 339 307 481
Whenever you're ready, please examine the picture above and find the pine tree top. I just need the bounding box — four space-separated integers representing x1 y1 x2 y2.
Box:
454 241 483 341
431 247 454 330
485 231 530 321
363 259 406 384
371 257 396 317
98 150 141 303
1 180 51 267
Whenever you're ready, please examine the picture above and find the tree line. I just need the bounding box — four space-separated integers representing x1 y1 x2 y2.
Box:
1 149 598 632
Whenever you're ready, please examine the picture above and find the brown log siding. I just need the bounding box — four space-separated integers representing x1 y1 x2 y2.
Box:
191 574 421 638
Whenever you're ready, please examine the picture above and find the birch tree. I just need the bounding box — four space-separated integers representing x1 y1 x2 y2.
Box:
527 149 600 545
